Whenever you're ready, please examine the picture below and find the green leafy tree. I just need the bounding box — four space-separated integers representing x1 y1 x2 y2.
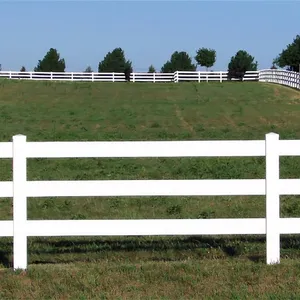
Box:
161 51 196 73
20 66 26 72
274 35 300 72
84 66 93 73
34 48 66 72
98 47 132 73
148 65 156 73
161 61 172 73
227 50 258 80
195 47 216 71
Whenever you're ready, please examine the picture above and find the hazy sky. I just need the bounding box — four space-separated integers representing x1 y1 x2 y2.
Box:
1 1 299 72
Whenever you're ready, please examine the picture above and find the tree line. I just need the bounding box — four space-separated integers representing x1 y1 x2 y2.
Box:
6 34 300 78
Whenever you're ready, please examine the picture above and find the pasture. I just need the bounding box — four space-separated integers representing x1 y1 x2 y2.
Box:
1 79 300 298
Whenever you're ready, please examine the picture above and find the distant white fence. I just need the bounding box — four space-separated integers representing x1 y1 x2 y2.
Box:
174 71 259 82
0 70 259 83
1 133 300 270
259 69 300 90
2 70 300 86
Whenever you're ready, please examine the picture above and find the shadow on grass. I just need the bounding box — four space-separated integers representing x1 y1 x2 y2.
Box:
248 255 265 263
28 235 267 253
0 235 299 266
0 250 12 268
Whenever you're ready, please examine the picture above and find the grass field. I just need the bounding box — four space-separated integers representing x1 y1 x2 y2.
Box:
1 79 300 299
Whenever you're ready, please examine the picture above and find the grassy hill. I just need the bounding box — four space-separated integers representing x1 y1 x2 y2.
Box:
1 80 300 299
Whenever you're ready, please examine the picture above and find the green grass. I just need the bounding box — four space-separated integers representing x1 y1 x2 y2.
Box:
1 79 300 298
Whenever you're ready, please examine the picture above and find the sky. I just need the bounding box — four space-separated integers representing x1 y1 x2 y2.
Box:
1 0 299 72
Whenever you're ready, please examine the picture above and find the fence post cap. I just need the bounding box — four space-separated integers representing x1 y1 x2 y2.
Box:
266 132 279 137
12 135 26 141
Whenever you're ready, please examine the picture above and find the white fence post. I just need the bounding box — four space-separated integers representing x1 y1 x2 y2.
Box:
92 72 94 82
50 72 53 80
198 71 200 83
13 134 28 270
173 71 178 83
112 72 115 83
71 73 73 81
132 73 135 83
153 73 156 83
220 71 222 83
265 132 280 264
9 71 12 79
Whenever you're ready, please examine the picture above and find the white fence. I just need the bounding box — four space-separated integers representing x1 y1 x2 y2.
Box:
259 69 300 90
1 133 300 270
2 70 300 85
0 71 174 82
174 71 259 82
0 70 259 83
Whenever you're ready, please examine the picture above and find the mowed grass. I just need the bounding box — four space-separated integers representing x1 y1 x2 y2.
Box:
1 79 300 298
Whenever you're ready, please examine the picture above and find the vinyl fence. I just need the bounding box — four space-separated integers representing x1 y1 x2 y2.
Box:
174 71 259 82
259 69 300 90
0 70 259 82
1 133 300 270
2 70 300 85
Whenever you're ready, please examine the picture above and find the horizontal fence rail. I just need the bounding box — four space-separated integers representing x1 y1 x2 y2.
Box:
0 70 259 83
1 133 300 270
2 179 300 198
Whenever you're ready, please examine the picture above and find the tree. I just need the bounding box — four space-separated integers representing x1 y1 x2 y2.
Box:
98 47 132 73
84 66 93 73
124 65 131 82
148 65 156 73
161 51 196 73
274 35 300 72
20 66 26 72
227 50 258 80
34 48 66 72
195 47 216 71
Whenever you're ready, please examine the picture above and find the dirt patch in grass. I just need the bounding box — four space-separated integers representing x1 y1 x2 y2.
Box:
174 103 195 134
273 86 281 97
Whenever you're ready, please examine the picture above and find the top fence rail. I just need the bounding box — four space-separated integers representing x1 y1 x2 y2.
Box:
1 139 300 158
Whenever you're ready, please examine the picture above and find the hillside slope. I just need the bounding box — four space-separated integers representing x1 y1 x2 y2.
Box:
0 80 300 142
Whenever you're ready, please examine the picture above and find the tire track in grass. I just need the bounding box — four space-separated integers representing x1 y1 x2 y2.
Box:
173 103 196 135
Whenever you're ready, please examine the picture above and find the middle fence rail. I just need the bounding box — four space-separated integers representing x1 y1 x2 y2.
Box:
1 133 300 270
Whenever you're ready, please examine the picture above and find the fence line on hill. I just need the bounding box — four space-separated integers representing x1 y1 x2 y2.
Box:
0 70 259 82
1 70 299 87
259 69 300 90
1 133 300 270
